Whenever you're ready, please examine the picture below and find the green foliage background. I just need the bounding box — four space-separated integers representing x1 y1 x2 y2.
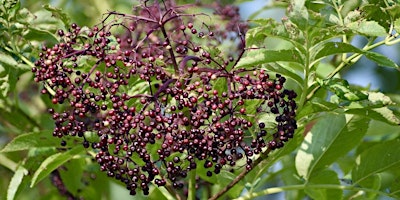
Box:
1 0 400 199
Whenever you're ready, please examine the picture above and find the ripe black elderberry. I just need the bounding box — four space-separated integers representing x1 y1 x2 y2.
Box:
33 0 296 196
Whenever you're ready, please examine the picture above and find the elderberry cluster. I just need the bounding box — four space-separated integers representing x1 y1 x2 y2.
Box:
32 1 297 196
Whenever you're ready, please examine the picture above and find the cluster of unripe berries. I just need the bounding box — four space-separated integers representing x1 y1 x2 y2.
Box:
32 1 297 196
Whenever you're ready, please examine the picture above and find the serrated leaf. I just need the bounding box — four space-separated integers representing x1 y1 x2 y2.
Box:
296 114 369 180
353 139 400 184
297 98 338 120
148 187 169 200
1 131 60 152
0 73 10 97
245 18 307 54
327 14 340 25
386 5 400 19
305 169 342 200
43 4 70 28
361 4 391 29
322 78 368 101
30 146 85 187
366 91 393 105
235 49 302 68
345 107 400 125
364 51 399 69
346 20 387 37
7 165 28 200
344 10 362 25
314 42 362 60
30 10 62 29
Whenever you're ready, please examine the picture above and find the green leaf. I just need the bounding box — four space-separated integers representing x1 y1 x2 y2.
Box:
245 19 306 54
288 0 309 30
352 139 400 184
246 126 306 193
1 131 60 152
296 98 338 120
0 52 18 67
346 20 387 37
7 165 28 200
356 174 380 199
345 107 400 125
315 62 339 79
148 187 168 200
295 114 370 180
42 4 71 28
25 27 58 44
313 42 362 60
0 105 39 130
219 170 244 198
266 63 304 87
235 49 303 68
150 187 173 200
305 169 342 200
393 18 400 34
30 146 85 187
386 5 400 19
361 4 391 32
196 160 217 184
364 51 399 69
0 72 10 97
365 91 393 106
59 158 85 195
321 78 368 101
365 120 400 141
343 10 362 25
278 155 305 199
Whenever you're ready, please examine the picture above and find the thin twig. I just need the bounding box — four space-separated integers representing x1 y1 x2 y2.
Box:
209 149 271 200
50 169 77 200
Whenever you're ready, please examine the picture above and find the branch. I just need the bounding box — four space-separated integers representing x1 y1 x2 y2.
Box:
160 25 179 73
209 148 272 200
50 169 78 200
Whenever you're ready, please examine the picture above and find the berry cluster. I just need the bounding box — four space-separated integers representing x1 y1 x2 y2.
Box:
32 1 297 196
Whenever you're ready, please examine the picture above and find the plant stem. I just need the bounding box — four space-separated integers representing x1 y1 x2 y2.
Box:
234 184 397 200
188 168 196 200
0 154 20 172
209 149 271 200
297 36 311 111
165 183 182 200
160 25 179 74
306 34 400 100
